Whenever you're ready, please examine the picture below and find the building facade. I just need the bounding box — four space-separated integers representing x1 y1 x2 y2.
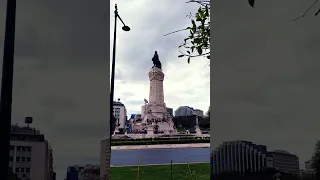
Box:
9 124 54 180
113 100 127 130
66 165 84 180
194 109 204 117
166 107 173 117
100 138 111 180
212 140 300 175
212 141 270 174
305 159 314 174
78 164 100 180
174 106 195 117
269 150 300 175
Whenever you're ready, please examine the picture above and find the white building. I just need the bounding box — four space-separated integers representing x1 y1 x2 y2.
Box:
194 109 204 117
113 99 127 130
78 164 100 180
174 106 195 117
9 124 54 180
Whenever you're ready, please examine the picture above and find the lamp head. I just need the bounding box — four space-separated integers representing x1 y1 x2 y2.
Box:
122 25 130 31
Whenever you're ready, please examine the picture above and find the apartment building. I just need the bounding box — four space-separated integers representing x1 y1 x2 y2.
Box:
9 123 55 180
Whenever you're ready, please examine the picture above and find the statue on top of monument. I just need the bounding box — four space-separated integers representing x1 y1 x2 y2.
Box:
152 51 162 69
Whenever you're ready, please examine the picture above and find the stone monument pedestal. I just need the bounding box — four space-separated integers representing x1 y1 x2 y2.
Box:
195 126 201 135
147 126 154 135
195 116 201 135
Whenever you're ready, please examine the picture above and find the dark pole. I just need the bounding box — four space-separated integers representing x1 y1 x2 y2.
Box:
110 4 118 136
0 0 16 179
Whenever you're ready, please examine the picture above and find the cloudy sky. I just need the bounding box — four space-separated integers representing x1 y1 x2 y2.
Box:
0 0 209 179
111 1 210 116
211 0 320 170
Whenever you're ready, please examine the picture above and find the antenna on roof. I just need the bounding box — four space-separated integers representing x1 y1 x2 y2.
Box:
25 117 33 128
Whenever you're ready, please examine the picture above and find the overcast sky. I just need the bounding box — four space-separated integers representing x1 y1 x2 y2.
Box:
1 0 320 179
211 0 320 171
0 0 209 179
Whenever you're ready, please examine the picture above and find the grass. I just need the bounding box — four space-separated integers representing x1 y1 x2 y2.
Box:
110 163 210 180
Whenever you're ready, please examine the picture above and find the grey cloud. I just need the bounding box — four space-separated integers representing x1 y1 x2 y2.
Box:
0 0 204 179
210 0 320 166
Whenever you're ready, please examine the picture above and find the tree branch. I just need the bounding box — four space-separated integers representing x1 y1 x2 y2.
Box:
288 0 319 22
186 0 210 6
164 28 188 36
178 50 210 58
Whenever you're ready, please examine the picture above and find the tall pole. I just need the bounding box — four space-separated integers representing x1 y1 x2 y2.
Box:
110 4 118 137
0 0 17 179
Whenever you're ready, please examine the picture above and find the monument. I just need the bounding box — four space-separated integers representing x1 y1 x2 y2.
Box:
133 51 176 135
195 116 202 135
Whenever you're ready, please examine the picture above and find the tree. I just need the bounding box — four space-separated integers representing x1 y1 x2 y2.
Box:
165 0 210 64
111 115 117 134
311 140 320 179
206 106 210 117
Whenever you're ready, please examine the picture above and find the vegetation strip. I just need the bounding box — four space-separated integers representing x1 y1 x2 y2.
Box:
110 163 210 180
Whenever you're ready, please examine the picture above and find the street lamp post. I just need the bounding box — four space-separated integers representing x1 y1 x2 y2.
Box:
110 4 130 135
0 0 16 179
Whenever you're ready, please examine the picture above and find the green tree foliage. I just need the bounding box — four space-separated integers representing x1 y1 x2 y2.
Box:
206 106 210 117
172 115 209 130
311 140 320 179
165 0 210 64
167 0 320 65
111 115 117 134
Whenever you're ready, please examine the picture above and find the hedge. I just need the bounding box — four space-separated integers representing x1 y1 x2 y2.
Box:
111 138 210 146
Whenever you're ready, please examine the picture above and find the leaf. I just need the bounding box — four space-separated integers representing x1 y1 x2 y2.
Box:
178 55 184 58
197 46 203 55
205 5 209 17
248 0 255 7
191 20 196 31
195 14 202 21
187 57 190 64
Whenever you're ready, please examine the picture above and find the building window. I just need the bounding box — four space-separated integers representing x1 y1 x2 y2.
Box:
21 157 25 162
22 146 26 151
16 157 20 162
10 146 14 151
26 147 31 151
26 168 30 172
21 168 25 172
17 146 21 151
26 157 31 162
15 168 19 172
9 156 13 161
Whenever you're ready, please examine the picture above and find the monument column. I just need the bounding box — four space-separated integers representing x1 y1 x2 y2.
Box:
148 67 164 104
